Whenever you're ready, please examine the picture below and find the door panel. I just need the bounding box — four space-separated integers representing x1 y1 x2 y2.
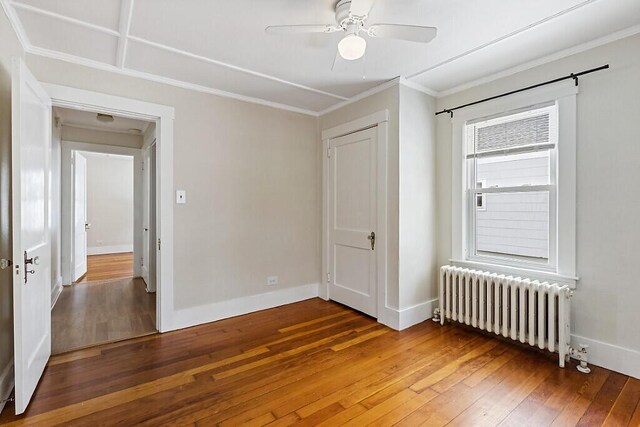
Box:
73 152 87 281
328 127 377 317
141 146 150 286
12 58 52 414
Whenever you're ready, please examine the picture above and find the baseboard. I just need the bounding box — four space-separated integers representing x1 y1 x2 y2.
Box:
571 334 640 380
0 359 14 415
377 298 439 331
87 245 133 255
51 276 63 309
170 283 320 332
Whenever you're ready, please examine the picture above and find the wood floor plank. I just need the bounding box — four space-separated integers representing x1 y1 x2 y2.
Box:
2 298 638 427
576 371 628 426
602 377 640 426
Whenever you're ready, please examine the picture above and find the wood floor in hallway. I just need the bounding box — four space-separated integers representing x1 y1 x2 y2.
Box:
2 298 638 426
51 277 156 354
76 252 134 283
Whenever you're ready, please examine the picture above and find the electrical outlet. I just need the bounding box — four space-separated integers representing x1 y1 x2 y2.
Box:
267 276 278 286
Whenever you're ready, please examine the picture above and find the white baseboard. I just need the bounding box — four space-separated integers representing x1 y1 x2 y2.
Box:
571 334 640 380
170 283 320 332
87 244 133 255
0 359 14 415
51 276 63 309
378 298 439 331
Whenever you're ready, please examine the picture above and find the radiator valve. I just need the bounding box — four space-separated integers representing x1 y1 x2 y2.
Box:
570 343 591 374
432 308 441 323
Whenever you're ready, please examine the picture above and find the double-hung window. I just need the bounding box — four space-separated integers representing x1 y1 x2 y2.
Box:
451 85 577 284
466 104 557 270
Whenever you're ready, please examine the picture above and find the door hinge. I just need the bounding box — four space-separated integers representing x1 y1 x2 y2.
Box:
0 259 12 269
326 272 331 283
157 238 161 251
327 147 331 158
141 161 144 171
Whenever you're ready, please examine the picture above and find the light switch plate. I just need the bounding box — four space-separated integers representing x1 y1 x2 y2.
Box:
176 190 186 204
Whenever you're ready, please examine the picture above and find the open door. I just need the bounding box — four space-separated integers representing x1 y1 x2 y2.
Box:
141 143 157 292
73 152 88 281
11 58 52 414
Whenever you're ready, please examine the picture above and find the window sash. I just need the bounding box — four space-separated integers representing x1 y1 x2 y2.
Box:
465 143 555 160
467 187 557 271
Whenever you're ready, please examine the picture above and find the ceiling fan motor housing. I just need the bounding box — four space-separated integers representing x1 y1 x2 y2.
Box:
336 0 367 26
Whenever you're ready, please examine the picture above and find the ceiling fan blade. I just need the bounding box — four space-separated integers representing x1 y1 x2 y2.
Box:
349 0 376 17
265 25 340 35
368 24 437 43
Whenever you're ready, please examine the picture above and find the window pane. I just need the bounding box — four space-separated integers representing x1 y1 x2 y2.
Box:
475 191 549 261
475 150 550 188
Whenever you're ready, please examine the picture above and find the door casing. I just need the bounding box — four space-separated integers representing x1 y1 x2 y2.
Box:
42 83 175 333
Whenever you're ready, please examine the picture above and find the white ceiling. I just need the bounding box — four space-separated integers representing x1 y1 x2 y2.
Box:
54 106 151 134
4 0 640 114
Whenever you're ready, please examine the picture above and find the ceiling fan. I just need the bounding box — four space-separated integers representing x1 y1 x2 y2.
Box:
265 0 437 63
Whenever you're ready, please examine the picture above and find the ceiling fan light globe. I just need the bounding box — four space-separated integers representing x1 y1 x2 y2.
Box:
338 34 367 60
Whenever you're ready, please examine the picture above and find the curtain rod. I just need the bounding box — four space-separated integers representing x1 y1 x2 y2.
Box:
435 64 609 118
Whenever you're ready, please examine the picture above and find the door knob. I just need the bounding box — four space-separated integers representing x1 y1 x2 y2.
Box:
85 223 91 230
367 231 376 250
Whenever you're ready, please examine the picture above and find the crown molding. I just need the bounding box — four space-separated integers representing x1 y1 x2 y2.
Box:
437 23 640 98
1 0 29 49
318 77 401 116
399 78 439 97
27 46 321 117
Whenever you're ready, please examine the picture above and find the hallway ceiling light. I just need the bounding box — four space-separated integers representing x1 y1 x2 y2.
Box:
96 113 114 123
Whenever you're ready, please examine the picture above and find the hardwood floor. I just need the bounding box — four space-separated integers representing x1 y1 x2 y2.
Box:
76 252 134 283
51 277 156 354
2 299 639 426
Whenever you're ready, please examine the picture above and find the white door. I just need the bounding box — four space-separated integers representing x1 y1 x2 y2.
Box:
141 146 150 286
73 152 88 281
12 58 52 414
141 143 157 291
328 127 377 317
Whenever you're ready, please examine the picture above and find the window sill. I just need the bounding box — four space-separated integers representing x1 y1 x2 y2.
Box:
449 259 578 289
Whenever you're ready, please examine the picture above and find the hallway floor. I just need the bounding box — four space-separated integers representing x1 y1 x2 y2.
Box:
51 277 156 354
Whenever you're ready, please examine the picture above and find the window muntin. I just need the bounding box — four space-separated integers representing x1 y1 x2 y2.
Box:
466 104 557 269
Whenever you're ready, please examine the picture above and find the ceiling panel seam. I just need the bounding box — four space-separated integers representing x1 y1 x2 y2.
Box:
10 1 120 36
8 0 349 102
126 35 349 101
406 0 599 80
116 0 134 68
27 45 323 117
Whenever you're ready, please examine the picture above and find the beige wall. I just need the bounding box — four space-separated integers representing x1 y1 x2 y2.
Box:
436 34 640 369
24 53 320 310
398 85 437 310
83 152 134 253
320 86 401 310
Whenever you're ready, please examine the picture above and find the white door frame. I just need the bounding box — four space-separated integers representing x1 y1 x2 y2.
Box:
43 83 174 333
61 142 142 285
321 110 388 320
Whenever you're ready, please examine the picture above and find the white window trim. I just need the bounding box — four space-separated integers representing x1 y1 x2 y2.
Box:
450 82 578 288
